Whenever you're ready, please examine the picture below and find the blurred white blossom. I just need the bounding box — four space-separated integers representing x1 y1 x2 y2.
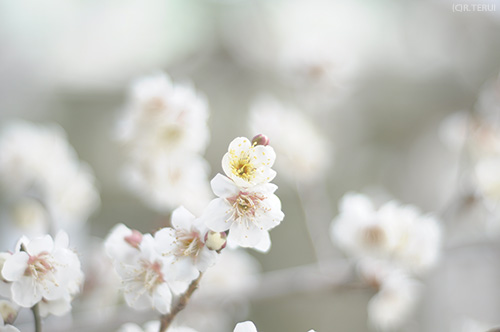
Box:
249 96 332 183
0 121 99 244
331 192 442 274
117 72 211 215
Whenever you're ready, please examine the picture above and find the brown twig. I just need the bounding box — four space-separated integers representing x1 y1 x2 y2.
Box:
159 273 204 332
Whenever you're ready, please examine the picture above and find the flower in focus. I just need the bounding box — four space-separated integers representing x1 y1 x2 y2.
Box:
116 72 212 215
202 174 284 252
249 96 332 183
1 231 83 309
154 206 218 282
0 121 100 243
221 137 276 188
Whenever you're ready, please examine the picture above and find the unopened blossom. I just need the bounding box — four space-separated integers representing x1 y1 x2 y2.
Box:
0 300 17 326
1 231 83 308
202 174 284 252
222 137 276 188
154 206 218 282
249 96 332 183
0 121 100 237
117 321 198 332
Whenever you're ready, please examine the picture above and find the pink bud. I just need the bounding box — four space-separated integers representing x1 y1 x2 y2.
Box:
124 230 143 249
251 134 270 146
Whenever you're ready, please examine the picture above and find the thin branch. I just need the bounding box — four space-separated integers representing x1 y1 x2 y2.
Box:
31 303 42 332
159 273 204 332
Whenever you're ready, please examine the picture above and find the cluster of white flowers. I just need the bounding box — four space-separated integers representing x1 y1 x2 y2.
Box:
248 96 332 184
0 231 83 321
201 136 285 252
116 72 212 215
0 121 100 245
104 211 218 314
330 192 442 330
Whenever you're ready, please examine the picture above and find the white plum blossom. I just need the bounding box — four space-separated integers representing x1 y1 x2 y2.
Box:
331 192 442 274
1 231 83 309
116 73 212 215
222 137 276 188
249 96 332 183
117 321 198 332
198 248 260 300
123 153 212 215
106 230 186 314
202 174 284 252
0 121 100 243
117 72 210 155
154 206 218 282
367 270 421 331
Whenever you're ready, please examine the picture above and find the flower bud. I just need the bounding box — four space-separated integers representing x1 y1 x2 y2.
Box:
124 230 143 249
0 300 18 325
204 231 227 253
251 134 270 146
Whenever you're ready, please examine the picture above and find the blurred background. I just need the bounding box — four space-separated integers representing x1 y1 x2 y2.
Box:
1 0 500 331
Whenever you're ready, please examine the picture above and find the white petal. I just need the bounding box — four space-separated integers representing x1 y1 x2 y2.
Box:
202 198 233 232
234 321 258 332
195 249 217 272
171 206 196 230
253 232 272 253
26 235 54 256
153 283 172 314
2 252 28 282
210 173 239 198
54 231 69 249
229 222 265 248
154 228 177 254
11 276 41 307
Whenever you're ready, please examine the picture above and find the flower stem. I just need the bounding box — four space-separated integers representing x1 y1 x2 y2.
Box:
32 303 42 332
159 273 203 332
